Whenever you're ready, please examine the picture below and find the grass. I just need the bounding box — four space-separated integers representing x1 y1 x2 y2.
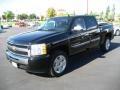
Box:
0 21 45 25
0 21 15 25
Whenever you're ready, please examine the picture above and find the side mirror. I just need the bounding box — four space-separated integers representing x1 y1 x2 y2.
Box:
72 25 83 31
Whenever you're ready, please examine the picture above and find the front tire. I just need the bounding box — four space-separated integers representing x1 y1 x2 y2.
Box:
49 51 68 77
100 37 111 52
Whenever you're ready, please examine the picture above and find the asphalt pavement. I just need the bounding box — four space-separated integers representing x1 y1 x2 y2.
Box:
0 27 120 90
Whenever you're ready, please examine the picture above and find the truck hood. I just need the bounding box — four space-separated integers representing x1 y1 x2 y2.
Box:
8 30 63 45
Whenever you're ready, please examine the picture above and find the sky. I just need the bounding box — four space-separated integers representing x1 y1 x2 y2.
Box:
0 0 120 16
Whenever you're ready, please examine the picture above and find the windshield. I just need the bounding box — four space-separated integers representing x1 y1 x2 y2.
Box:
38 17 70 31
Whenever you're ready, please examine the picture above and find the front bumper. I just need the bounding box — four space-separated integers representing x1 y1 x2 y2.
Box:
6 50 28 65
6 50 50 73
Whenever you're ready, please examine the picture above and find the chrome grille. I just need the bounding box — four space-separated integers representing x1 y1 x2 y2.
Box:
7 43 28 56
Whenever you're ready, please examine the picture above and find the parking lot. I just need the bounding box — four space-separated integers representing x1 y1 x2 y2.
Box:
0 27 120 90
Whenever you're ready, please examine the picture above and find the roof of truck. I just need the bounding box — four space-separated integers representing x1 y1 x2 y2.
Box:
52 15 95 19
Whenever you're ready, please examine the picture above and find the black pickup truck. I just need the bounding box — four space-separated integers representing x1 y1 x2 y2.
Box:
6 16 114 77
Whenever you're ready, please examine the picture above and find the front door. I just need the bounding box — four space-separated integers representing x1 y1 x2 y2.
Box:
69 17 91 55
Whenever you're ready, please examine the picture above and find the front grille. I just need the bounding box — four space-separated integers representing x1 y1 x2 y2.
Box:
7 42 28 56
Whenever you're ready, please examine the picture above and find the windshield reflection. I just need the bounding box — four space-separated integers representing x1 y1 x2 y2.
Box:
38 17 70 31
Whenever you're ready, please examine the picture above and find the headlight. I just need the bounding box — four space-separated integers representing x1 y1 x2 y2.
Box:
31 44 47 55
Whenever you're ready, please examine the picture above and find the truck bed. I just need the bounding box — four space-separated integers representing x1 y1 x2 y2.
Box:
98 22 113 30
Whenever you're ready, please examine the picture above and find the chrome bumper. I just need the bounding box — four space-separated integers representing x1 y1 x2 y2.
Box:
6 50 28 65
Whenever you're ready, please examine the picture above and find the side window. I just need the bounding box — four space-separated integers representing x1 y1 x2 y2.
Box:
85 17 98 30
72 18 85 32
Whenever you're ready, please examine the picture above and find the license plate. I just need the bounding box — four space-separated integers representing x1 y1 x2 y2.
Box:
11 62 18 68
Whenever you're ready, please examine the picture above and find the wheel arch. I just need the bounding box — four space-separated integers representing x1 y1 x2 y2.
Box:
50 45 69 56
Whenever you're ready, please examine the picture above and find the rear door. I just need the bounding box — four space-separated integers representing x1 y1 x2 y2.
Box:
84 16 100 47
69 17 91 55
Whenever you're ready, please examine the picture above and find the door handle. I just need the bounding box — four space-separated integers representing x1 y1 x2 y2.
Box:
85 33 90 36
85 33 93 36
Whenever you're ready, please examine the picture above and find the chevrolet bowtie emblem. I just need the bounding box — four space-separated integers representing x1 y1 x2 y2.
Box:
12 46 16 51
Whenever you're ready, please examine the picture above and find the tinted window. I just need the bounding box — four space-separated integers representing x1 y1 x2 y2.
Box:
72 18 85 31
85 17 98 30
39 17 70 31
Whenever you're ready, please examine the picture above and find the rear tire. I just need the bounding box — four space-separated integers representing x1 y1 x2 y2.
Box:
100 37 111 52
49 51 68 77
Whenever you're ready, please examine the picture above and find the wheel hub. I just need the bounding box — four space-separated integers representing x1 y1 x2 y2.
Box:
53 55 66 74
105 39 110 50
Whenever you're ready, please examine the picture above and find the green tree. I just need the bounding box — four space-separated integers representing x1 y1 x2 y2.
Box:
88 11 99 20
117 14 120 24
17 14 21 20
40 16 44 21
36 16 40 19
89 11 98 16
99 11 104 21
105 6 110 21
110 4 115 22
17 13 28 20
3 11 14 21
89 11 93 15
36 16 39 19
29 13 36 19
58 12 69 16
2 15 6 20
46 7 56 17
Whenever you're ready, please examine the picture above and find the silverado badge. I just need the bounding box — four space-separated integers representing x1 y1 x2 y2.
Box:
12 46 16 51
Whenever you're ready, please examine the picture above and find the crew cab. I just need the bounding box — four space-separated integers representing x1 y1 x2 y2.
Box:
6 16 114 77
